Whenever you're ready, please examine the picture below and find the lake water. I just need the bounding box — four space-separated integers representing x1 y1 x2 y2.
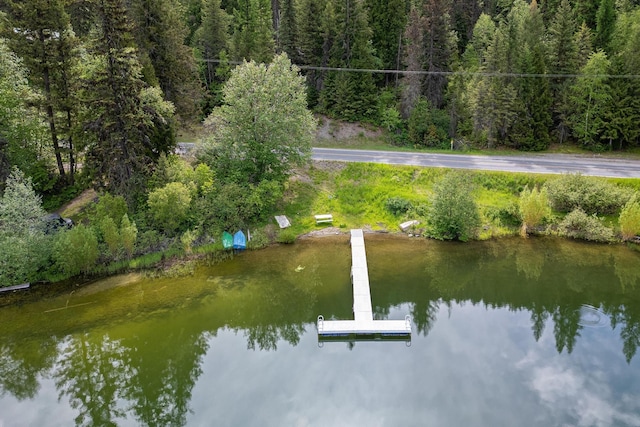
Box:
1 234 640 426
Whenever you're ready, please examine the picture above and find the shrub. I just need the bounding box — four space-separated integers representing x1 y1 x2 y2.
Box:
52 225 99 276
557 208 615 243
385 197 413 216
147 182 192 232
181 229 199 254
276 228 297 244
408 98 450 149
619 196 640 240
519 186 550 236
94 193 128 227
120 214 137 258
427 172 480 241
544 173 633 215
484 202 520 227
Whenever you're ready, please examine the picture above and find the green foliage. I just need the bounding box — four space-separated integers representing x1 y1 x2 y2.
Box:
181 229 199 254
120 214 138 258
0 168 50 286
147 182 192 232
519 186 551 235
52 225 100 276
94 193 128 227
100 216 121 257
544 173 633 215
385 197 413 216
407 98 450 148
557 208 615 242
203 53 316 185
195 180 283 232
619 196 640 240
276 228 297 244
230 0 275 62
427 172 481 241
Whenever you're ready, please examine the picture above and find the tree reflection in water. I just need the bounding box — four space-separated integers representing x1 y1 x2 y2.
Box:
0 236 640 424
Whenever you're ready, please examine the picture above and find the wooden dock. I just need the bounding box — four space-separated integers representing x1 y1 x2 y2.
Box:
317 229 411 337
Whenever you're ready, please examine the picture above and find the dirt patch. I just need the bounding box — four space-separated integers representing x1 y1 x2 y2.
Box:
57 189 98 218
316 115 382 140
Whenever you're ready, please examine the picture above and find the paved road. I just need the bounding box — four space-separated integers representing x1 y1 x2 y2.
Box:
312 148 640 178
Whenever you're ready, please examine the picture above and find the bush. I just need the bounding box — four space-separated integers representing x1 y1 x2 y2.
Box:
276 228 297 244
557 208 615 243
385 197 413 216
619 196 640 240
94 193 128 227
545 174 633 215
408 98 450 149
427 172 480 241
52 225 99 276
519 186 550 236
147 182 192 232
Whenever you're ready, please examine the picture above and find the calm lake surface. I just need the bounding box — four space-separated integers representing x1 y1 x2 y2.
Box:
1 234 640 426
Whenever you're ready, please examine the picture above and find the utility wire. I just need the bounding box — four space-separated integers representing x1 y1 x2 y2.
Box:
198 57 640 79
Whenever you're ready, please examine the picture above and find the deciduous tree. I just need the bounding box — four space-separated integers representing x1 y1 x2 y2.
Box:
203 53 316 185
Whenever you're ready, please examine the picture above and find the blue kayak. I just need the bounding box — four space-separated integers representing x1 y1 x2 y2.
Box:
233 230 246 250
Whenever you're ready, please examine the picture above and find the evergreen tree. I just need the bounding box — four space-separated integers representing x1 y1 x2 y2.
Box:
400 4 424 118
231 0 275 62
129 0 203 123
575 0 599 28
511 0 552 150
547 0 579 142
83 0 175 200
595 0 616 52
192 0 231 110
364 0 408 84
2 0 77 181
276 0 298 61
451 0 481 53
605 9 640 149
421 0 455 109
296 0 328 105
320 0 379 121
575 22 594 67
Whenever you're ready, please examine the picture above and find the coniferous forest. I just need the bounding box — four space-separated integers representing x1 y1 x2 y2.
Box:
2 0 640 193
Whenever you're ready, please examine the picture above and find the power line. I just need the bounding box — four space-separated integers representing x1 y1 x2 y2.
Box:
198 57 640 79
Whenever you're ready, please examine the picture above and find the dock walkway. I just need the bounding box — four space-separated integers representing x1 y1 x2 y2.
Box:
317 229 411 337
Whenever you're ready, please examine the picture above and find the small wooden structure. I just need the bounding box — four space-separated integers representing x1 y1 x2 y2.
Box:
314 214 333 225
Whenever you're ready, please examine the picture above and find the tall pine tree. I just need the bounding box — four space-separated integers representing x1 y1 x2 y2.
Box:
83 0 175 199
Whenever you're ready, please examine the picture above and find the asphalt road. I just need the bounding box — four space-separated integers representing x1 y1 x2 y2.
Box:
311 148 640 178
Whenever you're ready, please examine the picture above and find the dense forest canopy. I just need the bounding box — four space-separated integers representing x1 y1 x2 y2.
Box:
1 0 640 194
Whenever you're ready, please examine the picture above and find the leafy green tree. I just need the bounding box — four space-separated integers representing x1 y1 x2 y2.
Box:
619 196 640 240
129 0 202 122
231 0 275 62
82 0 176 200
147 182 192 232
0 168 49 286
0 38 49 190
120 214 138 258
203 53 316 185
427 172 480 241
519 185 550 236
52 225 99 275
567 51 612 150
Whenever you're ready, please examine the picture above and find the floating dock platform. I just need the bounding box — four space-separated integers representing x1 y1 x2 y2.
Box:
317 229 411 337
